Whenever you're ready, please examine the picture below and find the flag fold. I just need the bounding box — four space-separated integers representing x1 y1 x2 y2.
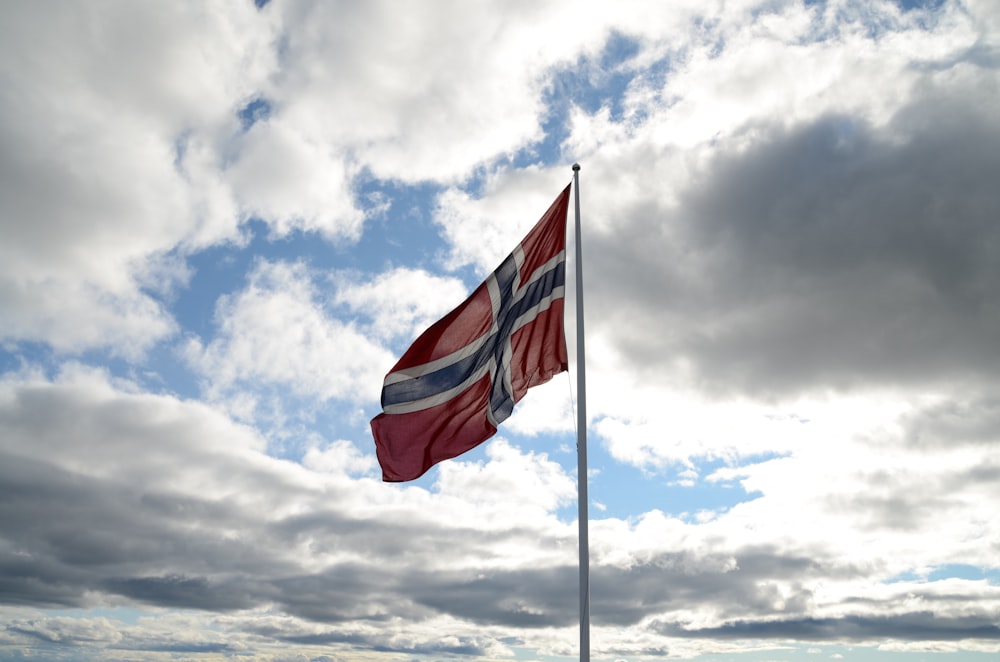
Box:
371 184 571 481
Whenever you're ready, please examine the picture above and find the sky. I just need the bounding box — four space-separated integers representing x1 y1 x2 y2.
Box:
1 0 999 661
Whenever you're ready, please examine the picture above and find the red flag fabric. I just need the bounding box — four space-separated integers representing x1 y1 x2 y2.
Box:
371 185 571 482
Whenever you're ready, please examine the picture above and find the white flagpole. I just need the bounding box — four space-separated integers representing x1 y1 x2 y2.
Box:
572 163 590 662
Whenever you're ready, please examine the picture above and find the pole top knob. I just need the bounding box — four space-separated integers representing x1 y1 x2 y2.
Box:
572 163 581 171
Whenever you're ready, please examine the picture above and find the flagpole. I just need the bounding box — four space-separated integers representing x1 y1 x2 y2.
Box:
572 163 590 662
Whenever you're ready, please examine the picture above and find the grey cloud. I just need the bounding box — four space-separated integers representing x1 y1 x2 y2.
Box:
829 489 957 533
591 86 1000 399
588 548 834 627
0 377 580 643
3 374 1000 656
258 623 496 659
660 612 1000 642
414 567 578 628
100 575 255 612
0 379 892 624
898 396 1000 448
9 619 120 646
5 616 236 659
269 567 428 624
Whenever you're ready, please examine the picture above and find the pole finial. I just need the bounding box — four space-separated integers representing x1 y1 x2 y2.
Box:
572 163 581 172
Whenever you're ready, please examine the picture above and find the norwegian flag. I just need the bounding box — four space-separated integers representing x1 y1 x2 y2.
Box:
371 184 571 482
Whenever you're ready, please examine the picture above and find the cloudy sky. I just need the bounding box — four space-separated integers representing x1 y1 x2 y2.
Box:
2 0 1000 660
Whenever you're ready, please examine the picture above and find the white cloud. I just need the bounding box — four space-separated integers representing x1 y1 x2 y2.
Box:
302 438 378 477
504 375 576 437
225 117 366 240
333 267 469 343
433 167 575 275
435 438 576 516
0 2 274 355
717 417 1000 571
631 1 979 150
186 260 394 408
261 0 598 183
0 280 177 361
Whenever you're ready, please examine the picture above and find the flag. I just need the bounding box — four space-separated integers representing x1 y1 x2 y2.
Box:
371 184 571 482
